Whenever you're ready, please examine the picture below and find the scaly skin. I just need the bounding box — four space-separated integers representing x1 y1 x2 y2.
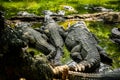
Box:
15 22 56 61
68 70 120 80
65 21 101 72
0 27 54 79
0 12 54 79
109 27 120 44
41 15 64 66
64 21 112 72
1 11 117 80
53 64 120 80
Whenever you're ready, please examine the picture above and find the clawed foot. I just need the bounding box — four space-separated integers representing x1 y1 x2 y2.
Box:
70 61 92 72
74 64 85 71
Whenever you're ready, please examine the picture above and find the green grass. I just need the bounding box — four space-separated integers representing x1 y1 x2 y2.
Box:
87 21 120 68
1 0 118 18
61 45 71 64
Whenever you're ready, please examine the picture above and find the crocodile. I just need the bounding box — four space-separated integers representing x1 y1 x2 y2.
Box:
39 14 64 66
0 25 119 80
64 21 112 72
1 11 120 80
15 22 57 62
0 26 54 80
53 61 120 80
103 12 120 23
68 69 120 80
109 27 120 44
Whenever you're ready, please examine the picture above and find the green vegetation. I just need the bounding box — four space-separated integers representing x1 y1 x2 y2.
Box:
87 21 120 68
1 0 120 18
1 0 120 68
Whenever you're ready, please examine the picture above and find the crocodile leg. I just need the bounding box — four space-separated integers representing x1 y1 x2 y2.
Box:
58 26 68 40
70 43 101 72
53 48 64 66
70 44 83 63
96 45 113 66
111 38 120 44
15 23 57 64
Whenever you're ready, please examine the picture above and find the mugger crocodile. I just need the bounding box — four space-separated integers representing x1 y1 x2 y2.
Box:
64 21 112 72
109 27 120 44
39 14 64 66
15 22 57 63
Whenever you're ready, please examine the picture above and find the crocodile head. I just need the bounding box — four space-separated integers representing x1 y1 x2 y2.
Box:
71 21 87 28
67 21 90 32
15 22 31 29
44 15 55 24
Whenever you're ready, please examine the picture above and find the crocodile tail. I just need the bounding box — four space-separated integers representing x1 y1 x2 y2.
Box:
54 47 64 66
100 72 120 80
53 65 120 80
100 53 113 66
68 71 120 80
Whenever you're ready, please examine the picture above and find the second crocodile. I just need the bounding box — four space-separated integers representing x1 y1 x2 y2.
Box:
15 22 57 62
64 21 112 72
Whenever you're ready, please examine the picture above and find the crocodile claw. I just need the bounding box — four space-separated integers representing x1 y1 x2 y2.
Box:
75 64 85 72
88 63 92 68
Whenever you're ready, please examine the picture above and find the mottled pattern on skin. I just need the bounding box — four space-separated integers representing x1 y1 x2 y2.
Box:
109 27 120 44
41 15 64 66
65 21 101 72
0 24 53 80
15 22 56 61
